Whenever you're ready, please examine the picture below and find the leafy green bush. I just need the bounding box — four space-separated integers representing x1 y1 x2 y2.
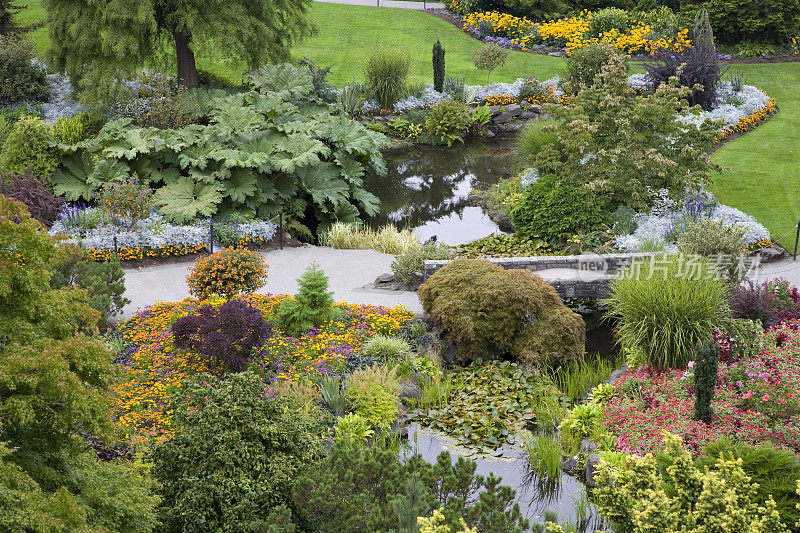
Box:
595 433 789 533
362 335 413 363
363 45 412 109
0 36 49 106
419 259 585 367
0 106 40 153
692 339 718 424
292 442 529 533
0 196 157 532
510 173 610 247
276 263 339 336
565 42 619 91
537 48 718 211
473 43 508 84
334 413 374 445
152 372 326 533
606 254 728 368
344 364 400 428
455 233 552 259
693 440 800 529
50 244 129 329
391 241 453 286
676 218 746 280
98 176 153 229
0 116 58 176
424 100 473 146
515 119 559 164
49 112 101 145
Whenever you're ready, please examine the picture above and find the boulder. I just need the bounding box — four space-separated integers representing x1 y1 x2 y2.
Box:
499 122 524 133
399 381 422 401
519 111 539 120
562 455 579 474
580 438 598 455
585 453 601 487
487 105 502 116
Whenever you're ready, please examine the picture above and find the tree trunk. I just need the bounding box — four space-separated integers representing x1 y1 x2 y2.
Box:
174 28 198 88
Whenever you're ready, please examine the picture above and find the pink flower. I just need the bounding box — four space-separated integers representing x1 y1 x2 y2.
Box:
762 394 770 401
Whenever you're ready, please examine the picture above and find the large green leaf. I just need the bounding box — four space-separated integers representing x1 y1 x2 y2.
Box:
295 163 349 208
86 159 130 189
335 153 365 184
247 64 313 99
212 103 261 137
224 168 258 204
101 128 158 160
154 177 224 224
272 135 331 173
350 187 381 216
178 144 212 170
51 151 96 201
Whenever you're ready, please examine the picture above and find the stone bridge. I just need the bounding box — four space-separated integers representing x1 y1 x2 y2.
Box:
423 253 660 299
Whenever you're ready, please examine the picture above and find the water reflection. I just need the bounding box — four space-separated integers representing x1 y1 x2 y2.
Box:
404 424 607 532
365 138 518 245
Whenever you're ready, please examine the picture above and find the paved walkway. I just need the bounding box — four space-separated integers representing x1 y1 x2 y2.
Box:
120 246 422 320
314 0 445 9
751 257 800 287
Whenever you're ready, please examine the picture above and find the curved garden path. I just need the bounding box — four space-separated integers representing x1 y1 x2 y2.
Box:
120 246 422 320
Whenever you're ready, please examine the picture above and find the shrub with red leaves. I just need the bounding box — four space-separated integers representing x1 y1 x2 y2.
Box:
171 300 272 373
0 168 64 225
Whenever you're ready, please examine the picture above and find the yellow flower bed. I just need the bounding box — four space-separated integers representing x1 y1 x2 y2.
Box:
113 294 413 441
463 10 690 55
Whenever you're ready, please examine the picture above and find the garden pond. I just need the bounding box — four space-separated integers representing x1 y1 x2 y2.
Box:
364 136 517 246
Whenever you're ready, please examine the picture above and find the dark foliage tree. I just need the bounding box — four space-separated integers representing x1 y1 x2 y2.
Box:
0 0 43 35
432 40 445 93
44 0 316 90
0 168 64 225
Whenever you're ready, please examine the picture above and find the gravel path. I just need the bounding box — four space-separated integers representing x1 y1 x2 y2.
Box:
120 246 422 320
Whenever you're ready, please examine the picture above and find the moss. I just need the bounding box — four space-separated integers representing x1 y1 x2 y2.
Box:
418 259 585 367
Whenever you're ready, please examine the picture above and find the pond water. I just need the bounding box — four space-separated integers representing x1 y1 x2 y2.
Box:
364 137 518 246
403 424 607 532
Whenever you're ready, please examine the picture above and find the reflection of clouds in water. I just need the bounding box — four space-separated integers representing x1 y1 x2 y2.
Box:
413 207 500 246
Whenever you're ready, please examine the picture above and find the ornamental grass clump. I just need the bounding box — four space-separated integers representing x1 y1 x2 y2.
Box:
363 45 412 109
171 300 273 373
186 247 268 300
606 254 728 368
418 259 584 367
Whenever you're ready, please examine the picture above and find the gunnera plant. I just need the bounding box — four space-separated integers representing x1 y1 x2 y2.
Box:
363 45 412 109
418 259 585 367
606 254 728 368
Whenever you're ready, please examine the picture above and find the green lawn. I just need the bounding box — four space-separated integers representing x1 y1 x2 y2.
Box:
15 1 800 246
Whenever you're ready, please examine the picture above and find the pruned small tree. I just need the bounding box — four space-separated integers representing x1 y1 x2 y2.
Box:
473 43 508 85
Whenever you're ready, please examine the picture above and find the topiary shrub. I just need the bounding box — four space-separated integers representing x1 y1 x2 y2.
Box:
473 43 508 85
418 259 585 367
433 40 445 94
276 262 338 337
0 35 49 106
171 299 272 372
0 168 64 225
510 173 610 247
344 364 400 428
186 247 268 300
564 42 620 91
692 339 718 424
152 372 326 532
50 243 129 329
0 115 58 176
606 254 728 368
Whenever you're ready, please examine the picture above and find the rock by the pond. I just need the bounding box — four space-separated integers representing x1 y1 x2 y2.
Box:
494 104 522 124
605 364 630 385
485 129 496 138
585 453 601 487
372 272 416 291
529 104 542 114
499 122 524 133
399 380 422 401
487 105 502 116
562 455 579 474
580 438 598 455
518 110 539 120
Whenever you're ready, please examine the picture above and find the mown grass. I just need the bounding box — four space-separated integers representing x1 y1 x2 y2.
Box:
16 1 800 245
